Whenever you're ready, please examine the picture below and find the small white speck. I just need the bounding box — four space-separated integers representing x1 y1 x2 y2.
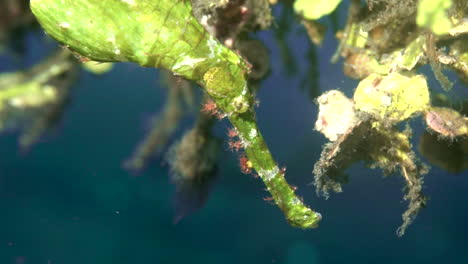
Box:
121 0 135 5
258 167 279 181
224 38 234 47
241 84 248 95
381 95 392 106
290 197 302 205
9 98 24 107
58 22 70 29
200 15 209 27
315 212 322 221
106 35 116 44
364 85 373 94
200 15 216 35
42 85 56 97
172 57 205 71
207 37 219 59
315 90 356 142
249 128 257 139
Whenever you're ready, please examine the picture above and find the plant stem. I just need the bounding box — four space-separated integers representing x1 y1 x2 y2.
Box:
229 112 322 229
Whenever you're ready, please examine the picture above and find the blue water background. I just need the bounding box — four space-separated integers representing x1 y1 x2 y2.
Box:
0 5 467 264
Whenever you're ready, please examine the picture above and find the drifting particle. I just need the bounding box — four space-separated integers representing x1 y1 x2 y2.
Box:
58 21 70 29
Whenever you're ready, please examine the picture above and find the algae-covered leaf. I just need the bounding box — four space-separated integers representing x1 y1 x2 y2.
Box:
416 0 453 35
367 126 428 237
353 73 430 124
345 23 368 49
294 0 342 20
313 119 371 198
449 18 468 36
425 107 468 138
397 35 426 71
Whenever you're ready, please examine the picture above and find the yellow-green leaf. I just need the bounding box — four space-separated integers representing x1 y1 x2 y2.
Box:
294 0 342 20
417 0 453 35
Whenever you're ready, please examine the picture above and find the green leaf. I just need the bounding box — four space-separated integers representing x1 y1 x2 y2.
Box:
425 107 468 138
294 0 342 20
353 73 430 124
417 0 453 35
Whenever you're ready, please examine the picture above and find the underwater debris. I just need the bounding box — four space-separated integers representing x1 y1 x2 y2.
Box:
360 0 418 33
331 0 361 63
346 33 427 75
273 2 299 76
124 70 194 172
192 0 272 44
0 49 78 149
299 45 321 100
301 19 327 46
235 39 270 81
425 107 468 138
0 0 37 55
313 119 371 198
426 33 454 91
339 28 426 79
332 0 463 91
420 100 468 173
166 112 220 223
314 116 428 236
315 90 357 142
314 72 432 235
369 125 429 237
443 39 468 84
419 131 468 173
